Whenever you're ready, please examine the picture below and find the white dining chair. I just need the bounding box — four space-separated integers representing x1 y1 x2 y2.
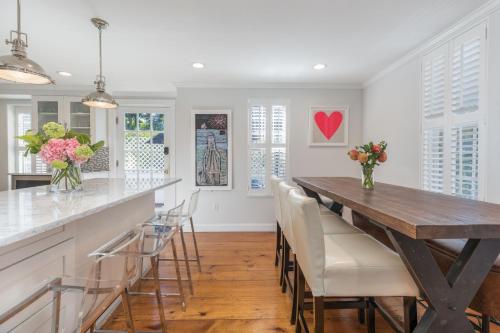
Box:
271 175 284 269
288 189 419 333
278 181 363 323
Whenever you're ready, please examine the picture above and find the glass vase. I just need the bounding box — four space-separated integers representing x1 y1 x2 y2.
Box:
49 165 83 192
361 167 375 190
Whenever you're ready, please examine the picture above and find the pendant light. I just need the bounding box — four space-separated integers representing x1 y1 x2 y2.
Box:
0 0 54 84
82 18 118 109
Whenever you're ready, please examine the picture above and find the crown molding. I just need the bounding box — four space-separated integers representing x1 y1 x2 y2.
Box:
363 0 500 88
174 81 362 90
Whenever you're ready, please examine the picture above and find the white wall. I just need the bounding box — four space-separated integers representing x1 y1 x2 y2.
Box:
175 87 363 231
363 7 500 203
363 59 421 188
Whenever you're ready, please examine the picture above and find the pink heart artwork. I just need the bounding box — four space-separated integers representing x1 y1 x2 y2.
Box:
314 111 343 140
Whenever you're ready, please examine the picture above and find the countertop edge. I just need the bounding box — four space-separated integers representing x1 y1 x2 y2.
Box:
0 177 182 248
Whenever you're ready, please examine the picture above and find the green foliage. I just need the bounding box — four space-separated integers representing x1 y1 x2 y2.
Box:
16 123 105 156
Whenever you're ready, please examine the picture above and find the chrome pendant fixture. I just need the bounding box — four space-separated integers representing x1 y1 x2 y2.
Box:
82 18 118 109
0 0 54 84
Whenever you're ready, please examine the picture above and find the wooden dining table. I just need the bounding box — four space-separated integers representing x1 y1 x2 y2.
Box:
292 176 500 333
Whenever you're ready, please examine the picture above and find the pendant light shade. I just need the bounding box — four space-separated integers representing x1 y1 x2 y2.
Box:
0 0 54 84
83 18 118 109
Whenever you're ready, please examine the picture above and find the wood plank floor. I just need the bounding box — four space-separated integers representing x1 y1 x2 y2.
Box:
103 232 499 333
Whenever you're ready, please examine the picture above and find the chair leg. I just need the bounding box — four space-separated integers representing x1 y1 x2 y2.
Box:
279 232 285 289
367 297 375 333
482 314 491 333
358 307 366 325
189 217 202 272
150 256 168 333
290 254 298 325
314 296 325 333
275 221 281 267
281 237 290 293
403 297 417 333
171 238 186 311
51 278 62 333
122 288 136 333
295 264 305 333
180 226 194 295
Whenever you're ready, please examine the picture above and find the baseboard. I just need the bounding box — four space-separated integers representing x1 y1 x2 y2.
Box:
187 223 276 232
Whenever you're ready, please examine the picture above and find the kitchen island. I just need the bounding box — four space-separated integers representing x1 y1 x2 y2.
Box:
0 177 180 331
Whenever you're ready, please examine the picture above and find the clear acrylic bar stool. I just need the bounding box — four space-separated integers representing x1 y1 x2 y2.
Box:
156 189 202 273
0 228 142 333
136 200 188 313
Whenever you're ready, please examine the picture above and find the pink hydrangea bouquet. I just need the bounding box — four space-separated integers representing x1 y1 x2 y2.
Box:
18 122 104 192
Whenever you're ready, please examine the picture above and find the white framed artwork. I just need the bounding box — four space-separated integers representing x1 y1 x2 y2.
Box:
308 106 349 146
191 109 233 190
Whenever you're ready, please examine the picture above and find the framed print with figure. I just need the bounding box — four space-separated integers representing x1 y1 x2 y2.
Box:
191 110 232 190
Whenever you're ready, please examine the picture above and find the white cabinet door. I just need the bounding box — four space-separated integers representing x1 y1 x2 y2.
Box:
0 238 76 333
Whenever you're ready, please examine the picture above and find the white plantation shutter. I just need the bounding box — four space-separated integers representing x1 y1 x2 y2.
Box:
14 107 33 173
423 52 446 118
248 100 289 194
422 128 444 193
250 105 266 144
421 23 486 200
451 124 479 199
451 38 481 114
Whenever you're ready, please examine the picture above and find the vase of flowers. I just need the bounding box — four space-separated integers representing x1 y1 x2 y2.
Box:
347 141 387 190
18 122 104 192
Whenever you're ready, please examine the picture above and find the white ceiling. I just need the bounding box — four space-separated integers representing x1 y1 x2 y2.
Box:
0 0 490 92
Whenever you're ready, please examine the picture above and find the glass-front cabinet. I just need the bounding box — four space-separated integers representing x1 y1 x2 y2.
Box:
33 96 94 135
31 96 106 173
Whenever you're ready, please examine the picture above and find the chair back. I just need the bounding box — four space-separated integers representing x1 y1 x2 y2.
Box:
270 175 283 224
288 189 326 296
80 227 144 331
187 189 201 218
278 182 298 251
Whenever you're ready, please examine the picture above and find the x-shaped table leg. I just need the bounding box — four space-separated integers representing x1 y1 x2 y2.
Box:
386 230 500 333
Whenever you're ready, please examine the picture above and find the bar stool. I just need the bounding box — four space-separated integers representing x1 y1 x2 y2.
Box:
278 181 364 324
288 189 419 333
137 201 188 313
156 190 202 273
0 228 143 333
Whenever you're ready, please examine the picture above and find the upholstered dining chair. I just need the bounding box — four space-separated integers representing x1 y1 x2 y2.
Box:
288 189 420 333
271 175 284 269
278 181 364 324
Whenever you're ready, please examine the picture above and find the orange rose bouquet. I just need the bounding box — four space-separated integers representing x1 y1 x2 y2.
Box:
347 141 387 189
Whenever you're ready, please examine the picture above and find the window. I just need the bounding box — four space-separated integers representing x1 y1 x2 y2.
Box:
248 100 288 194
421 23 486 200
13 106 33 173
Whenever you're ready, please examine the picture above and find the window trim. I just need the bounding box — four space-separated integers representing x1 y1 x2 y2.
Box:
247 98 290 196
419 22 488 201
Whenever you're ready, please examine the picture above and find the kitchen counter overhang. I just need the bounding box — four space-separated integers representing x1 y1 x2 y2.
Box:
0 177 181 248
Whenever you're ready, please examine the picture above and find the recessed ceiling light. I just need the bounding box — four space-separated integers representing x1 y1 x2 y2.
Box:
57 71 72 77
192 62 205 69
313 64 327 70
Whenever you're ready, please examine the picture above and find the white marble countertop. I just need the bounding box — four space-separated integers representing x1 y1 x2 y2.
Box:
0 177 181 248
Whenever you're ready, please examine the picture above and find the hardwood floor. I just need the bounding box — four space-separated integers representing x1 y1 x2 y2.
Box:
103 232 498 333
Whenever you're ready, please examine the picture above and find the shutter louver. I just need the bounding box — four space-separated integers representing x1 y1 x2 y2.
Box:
423 54 446 118
250 105 266 144
451 124 479 199
272 105 286 144
422 128 444 193
451 38 481 114
16 111 32 173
